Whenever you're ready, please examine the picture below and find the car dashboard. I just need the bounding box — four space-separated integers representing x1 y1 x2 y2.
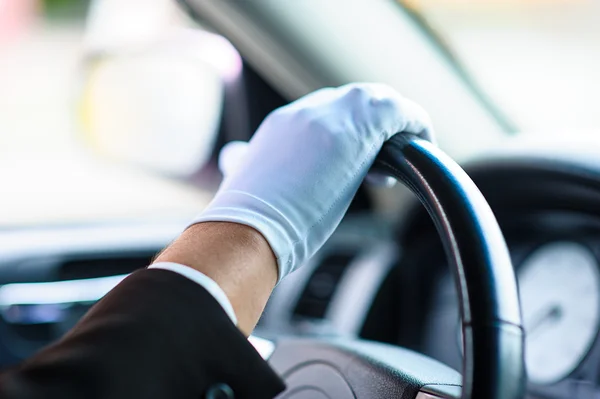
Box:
400 155 600 399
1 152 600 399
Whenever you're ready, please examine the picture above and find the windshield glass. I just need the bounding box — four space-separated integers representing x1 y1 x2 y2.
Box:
0 0 227 227
403 0 600 133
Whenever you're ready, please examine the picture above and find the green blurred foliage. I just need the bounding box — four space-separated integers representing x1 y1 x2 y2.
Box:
42 0 91 20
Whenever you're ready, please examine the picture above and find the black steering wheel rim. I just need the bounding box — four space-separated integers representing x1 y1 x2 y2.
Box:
373 135 525 399
265 135 525 399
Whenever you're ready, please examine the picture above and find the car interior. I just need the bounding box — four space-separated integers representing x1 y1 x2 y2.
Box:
2 1 600 398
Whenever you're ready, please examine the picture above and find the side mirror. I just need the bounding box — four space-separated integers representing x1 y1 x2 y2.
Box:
78 30 240 179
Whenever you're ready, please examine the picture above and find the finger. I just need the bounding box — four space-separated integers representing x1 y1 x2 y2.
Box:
395 95 436 145
218 140 249 176
365 172 397 187
364 83 435 144
330 83 436 145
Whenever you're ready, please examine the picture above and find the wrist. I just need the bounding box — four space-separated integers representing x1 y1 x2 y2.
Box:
154 221 277 335
156 221 277 283
192 191 299 281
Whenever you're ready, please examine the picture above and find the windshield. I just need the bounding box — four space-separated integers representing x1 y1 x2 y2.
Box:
404 0 600 133
0 0 224 227
3 1 598 227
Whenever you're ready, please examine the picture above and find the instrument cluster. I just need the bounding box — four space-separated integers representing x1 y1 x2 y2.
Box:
392 154 600 399
423 238 600 398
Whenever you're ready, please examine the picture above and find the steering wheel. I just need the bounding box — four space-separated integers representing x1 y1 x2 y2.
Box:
260 135 526 399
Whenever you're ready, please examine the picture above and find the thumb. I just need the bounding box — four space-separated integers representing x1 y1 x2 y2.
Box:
218 140 250 177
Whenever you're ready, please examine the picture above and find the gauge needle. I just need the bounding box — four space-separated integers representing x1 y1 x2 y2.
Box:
526 305 563 339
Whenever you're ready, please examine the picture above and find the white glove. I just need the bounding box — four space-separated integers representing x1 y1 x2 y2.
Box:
192 83 434 281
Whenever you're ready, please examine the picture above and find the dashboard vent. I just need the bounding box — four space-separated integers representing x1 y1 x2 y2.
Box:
57 254 154 280
293 253 356 320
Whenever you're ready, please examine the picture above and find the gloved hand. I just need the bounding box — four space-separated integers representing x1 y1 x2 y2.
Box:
192 83 434 282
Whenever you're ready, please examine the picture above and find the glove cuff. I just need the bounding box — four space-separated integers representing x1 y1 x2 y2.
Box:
190 190 301 282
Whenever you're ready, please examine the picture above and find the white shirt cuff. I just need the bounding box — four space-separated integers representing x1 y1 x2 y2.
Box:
148 262 237 325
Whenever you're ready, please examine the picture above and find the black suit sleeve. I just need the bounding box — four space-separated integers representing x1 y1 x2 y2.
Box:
0 269 285 399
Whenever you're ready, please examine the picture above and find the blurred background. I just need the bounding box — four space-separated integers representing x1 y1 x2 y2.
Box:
2 3 600 397
1 0 600 227
0 0 232 227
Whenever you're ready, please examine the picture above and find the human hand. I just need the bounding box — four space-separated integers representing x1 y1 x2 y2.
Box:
193 83 434 281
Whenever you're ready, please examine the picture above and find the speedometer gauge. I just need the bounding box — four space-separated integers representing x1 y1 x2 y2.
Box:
519 242 600 384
